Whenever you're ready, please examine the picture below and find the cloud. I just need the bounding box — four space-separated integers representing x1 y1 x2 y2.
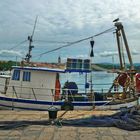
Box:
0 0 140 63
0 50 22 58
62 54 89 60
131 49 140 55
99 48 140 57
99 51 118 57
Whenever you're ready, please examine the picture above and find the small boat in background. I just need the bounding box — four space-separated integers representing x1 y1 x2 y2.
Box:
0 20 139 111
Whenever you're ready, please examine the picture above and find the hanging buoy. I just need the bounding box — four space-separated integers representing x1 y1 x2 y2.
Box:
90 40 94 57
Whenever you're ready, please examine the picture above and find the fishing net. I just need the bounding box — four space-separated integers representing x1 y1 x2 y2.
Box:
0 107 140 131
62 108 140 131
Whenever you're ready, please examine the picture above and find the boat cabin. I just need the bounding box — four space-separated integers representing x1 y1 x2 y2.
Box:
5 58 91 102
6 66 65 101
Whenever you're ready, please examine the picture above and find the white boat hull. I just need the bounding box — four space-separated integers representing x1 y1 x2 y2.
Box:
0 95 139 111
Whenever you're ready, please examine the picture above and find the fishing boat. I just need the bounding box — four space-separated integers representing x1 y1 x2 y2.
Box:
0 20 139 111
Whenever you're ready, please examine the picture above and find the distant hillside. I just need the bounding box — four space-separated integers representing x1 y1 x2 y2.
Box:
0 60 140 72
92 63 140 72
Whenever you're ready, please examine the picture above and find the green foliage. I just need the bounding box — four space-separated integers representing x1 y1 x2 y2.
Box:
0 61 20 71
0 61 140 72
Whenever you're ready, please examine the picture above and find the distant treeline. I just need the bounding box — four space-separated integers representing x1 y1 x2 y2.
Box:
0 61 140 72
0 61 20 71
92 63 140 72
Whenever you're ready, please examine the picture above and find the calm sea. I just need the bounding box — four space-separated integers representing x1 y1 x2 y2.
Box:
61 71 140 104
60 71 117 92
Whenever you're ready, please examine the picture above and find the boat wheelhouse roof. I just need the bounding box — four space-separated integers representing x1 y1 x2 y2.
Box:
0 75 11 78
65 69 91 73
12 66 65 73
12 66 91 73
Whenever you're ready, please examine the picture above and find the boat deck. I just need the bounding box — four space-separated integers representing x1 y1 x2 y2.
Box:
0 110 140 140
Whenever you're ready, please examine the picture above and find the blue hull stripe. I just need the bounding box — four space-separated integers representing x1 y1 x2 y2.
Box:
0 103 49 111
0 96 106 107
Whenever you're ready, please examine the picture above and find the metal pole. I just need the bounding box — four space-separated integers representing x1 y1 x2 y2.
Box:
115 29 124 70
25 16 38 63
114 22 134 70
121 27 134 70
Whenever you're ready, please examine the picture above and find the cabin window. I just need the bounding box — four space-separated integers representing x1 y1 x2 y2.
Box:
12 70 20 80
23 71 31 82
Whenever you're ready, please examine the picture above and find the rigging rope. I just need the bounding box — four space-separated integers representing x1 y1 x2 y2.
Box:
37 27 115 58
31 16 38 38
34 40 71 44
9 40 28 50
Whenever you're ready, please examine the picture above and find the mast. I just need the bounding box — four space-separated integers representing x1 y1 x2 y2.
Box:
115 29 124 70
114 21 134 70
25 16 38 63
114 20 136 95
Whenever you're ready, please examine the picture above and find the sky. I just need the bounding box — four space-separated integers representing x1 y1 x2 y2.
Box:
0 0 140 64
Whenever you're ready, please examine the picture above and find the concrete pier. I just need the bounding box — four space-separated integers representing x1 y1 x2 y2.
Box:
0 110 140 140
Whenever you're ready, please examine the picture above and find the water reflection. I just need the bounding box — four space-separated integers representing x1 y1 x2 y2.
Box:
60 71 117 92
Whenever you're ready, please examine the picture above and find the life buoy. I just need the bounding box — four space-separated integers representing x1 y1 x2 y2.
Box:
118 73 130 87
136 73 140 93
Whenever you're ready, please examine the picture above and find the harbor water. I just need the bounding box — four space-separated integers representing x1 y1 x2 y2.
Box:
60 71 117 92
60 71 140 104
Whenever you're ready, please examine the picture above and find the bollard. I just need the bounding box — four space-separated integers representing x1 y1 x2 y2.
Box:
47 106 59 120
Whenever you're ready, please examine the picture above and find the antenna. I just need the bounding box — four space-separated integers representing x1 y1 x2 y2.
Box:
25 16 38 63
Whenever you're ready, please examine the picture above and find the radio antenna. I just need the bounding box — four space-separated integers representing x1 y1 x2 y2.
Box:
25 16 38 63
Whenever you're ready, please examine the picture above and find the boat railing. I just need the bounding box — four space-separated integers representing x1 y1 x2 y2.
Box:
0 83 124 101
31 88 37 101
12 86 18 98
75 83 113 93
0 84 88 101
60 82 113 93
7 85 57 99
